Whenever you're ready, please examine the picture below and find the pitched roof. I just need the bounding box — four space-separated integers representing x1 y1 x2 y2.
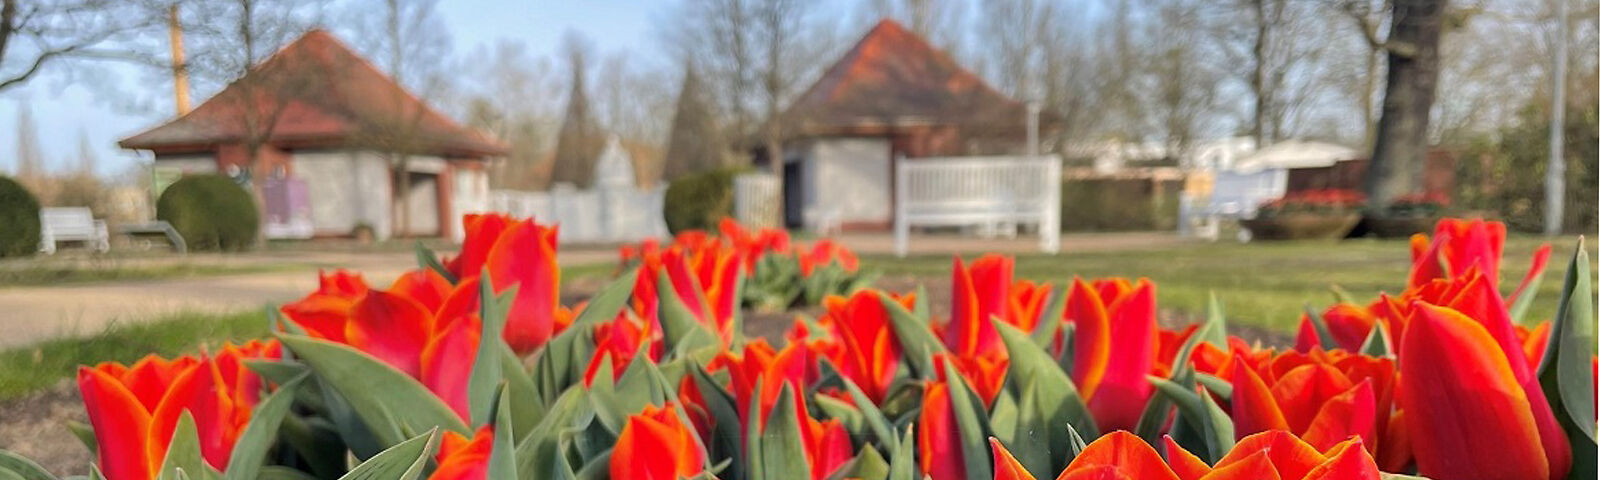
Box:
784 19 1028 134
120 30 508 157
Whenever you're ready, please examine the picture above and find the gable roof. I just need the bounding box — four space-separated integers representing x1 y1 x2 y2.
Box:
120 30 508 157
784 19 1028 135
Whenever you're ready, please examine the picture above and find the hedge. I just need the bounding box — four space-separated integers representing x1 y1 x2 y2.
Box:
1059 177 1181 232
157 174 260 251
0 176 40 257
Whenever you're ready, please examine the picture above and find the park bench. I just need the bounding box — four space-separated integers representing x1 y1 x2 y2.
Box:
38 207 110 254
116 221 188 254
893 155 1062 257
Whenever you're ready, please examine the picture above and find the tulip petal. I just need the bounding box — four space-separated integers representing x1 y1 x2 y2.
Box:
1303 438 1381 480
1068 278 1111 399
1086 281 1157 432
992 437 1038 480
1214 431 1323 480
79 366 155 480
1162 435 1211 480
1063 431 1178 480
1399 303 1550 480
346 290 435 377
484 221 561 354
1198 451 1279 480
1229 356 1289 439
1300 380 1377 453
421 315 482 422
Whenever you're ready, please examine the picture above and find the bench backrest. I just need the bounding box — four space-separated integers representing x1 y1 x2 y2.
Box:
40 207 99 238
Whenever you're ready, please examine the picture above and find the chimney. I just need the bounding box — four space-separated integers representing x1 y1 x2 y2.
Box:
168 5 192 115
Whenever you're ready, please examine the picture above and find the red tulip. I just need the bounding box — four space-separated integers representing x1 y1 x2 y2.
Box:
1398 302 1551 480
1162 436 1210 480
945 255 1014 357
1229 358 1377 453
991 438 1036 480
429 427 492 480
481 219 561 354
1067 278 1158 432
1059 431 1178 480
710 341 852 479
919 378 967 480
279 270 369 342
934 351 1008 408
1206 431 1379 480
583 313 662 386
809 290 906 404
611 403 706 480
78 341 279 480
798 239 858 276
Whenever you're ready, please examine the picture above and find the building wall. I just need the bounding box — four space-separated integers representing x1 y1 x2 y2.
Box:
805 138 892 230
294 150 394 239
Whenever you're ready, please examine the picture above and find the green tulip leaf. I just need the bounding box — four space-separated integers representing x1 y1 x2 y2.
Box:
277 335 468 445
336 429 435 480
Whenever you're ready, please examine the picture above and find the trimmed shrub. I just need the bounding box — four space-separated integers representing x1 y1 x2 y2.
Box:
663 166 745 233
157 174 260 251
0 176 41 257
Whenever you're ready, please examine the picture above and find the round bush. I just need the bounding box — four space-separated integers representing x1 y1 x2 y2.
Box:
663 166 745 233
157 174 260 251
0 176 41 258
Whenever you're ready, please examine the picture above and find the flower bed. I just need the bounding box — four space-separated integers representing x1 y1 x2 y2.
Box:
1243 189 1366 240
1 216 1593 480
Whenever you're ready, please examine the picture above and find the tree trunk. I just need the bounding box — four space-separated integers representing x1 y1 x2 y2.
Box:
1251 0 1270 147
1363 0 1446 210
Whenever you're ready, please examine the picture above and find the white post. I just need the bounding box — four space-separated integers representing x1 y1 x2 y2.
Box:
1545 0 1569 236
894 154 910 257
1041 157 1061 254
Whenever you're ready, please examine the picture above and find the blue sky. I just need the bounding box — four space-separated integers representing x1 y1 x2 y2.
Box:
0 0 666 179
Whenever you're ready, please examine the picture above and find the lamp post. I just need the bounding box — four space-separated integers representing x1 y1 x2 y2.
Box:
1544 0 1568 236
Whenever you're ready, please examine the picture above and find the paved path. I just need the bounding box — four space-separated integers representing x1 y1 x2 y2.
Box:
0 249 614 348
0 232 1188 348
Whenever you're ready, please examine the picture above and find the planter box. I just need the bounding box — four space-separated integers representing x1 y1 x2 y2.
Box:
1241 213 1361 241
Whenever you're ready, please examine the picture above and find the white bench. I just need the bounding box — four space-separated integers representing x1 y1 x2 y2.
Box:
893 155 1062 256
39 207 109 254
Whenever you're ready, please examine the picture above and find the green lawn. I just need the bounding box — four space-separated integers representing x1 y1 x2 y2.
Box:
0 310 270 400
861 235 1592 332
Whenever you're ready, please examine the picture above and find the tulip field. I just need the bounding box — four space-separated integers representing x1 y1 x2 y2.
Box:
0 215 1594 480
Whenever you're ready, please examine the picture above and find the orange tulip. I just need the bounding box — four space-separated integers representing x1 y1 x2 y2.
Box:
934 351 1008 408
809 290 907 404
1067 278 1158 432
611 403 706 480
1059 431 1178 480
429 427 492 480
919 378 967 480
279 269 369 342
798 239 859 276
1229 357 1378 453
1398 302 1552 480
292 281 485 421
78 341 279 480
710 341 852 479
991 438 1037 480
583 313 662 386
944 255 1014 357
632 242 740 344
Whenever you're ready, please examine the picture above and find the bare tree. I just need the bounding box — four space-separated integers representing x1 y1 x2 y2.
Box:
1361 0 1450 208
341 0 453 236
13 103 40 179
1144 0 1225 154
460 41 564 190
0 0 166 92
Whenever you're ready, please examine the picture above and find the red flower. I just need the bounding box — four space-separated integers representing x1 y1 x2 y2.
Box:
611 403 706 480
809 290 907 404
78 341 280 480
1067 278 1158 432
1397 303 1554 480
583 313 662 386
428 427 492 480
990 438 1035 480
918 378 967 480
943 255 1014 357
710 341 852 479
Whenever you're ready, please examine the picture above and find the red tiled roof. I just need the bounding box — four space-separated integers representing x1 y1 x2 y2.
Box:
784 19 1028 134
120 30 508 157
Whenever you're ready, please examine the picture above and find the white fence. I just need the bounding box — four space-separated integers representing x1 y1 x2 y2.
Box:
733 173 782 229
488 183 669 244
894 155 1061 256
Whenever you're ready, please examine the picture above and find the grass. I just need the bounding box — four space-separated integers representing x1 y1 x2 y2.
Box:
0 310 270 401
861 235 1593 332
